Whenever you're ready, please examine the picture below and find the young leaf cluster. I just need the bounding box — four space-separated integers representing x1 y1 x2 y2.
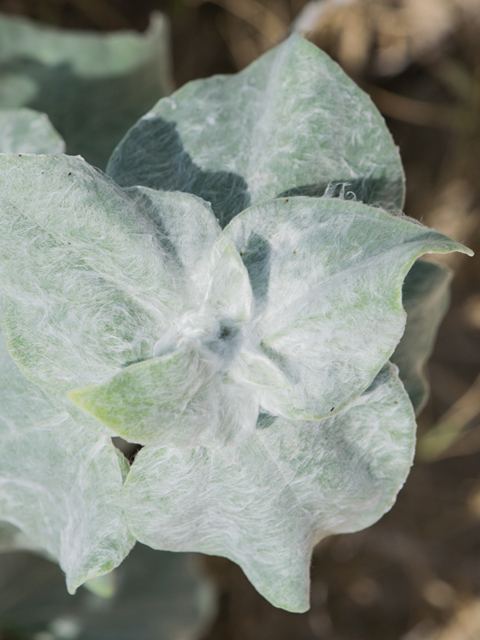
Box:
0 21 472 613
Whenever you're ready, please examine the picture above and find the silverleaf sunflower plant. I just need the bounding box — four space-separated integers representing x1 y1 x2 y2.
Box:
0 32 473 613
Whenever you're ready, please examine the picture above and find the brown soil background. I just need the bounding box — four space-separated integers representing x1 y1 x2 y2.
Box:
1 1 480 638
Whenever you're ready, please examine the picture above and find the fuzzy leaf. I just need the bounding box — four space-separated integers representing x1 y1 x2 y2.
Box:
391 259 452 412
108 33 404 226
213 197 472 420
0 108 64 153
234 349 291 389
69 195 470 444
123 363 415 612
0 12 173 168
0 155 219 414
68 347 259 448
0 301 134 592
204 244 253 322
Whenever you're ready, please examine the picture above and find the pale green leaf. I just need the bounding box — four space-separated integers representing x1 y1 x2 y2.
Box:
0 12 173 169
68 346 259 447
108 33 404 226
123 363 415 612
204 244 253 322
69 195 469 445
392 259 452 412
213 197 472 420
233 349 291 388
0 155 219 413
0 545 216 640
0 302 134 593
0 108 64 153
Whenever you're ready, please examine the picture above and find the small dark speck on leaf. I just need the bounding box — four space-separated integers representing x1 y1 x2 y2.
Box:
68 172 72 176
285 198 289 203
240 251 244 256
330 407 335 412
293 250 297 254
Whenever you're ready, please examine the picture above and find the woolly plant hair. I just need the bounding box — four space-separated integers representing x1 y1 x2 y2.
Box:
0 33 472 613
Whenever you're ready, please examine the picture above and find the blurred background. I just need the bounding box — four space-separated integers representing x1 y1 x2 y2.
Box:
0 0 479 638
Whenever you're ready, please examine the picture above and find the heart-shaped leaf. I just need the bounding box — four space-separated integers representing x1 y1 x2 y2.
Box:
123 363 415 612
212 196 471 420
107 33 404 226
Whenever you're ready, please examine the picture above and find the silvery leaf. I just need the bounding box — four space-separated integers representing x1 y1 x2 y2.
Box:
213 196 471 420
69 195 470 444
391 259 452 412
108 33 404 226
0 155 219 417
68 346 259 448
123 363 415 612
0 108 64 153
0 301 134 593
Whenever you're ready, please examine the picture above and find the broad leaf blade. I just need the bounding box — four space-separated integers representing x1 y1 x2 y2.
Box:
123 363 415 612
391 259 452 412
0 156 217 407
214 197 472 420
108 33 404 226
0 12 173 169
127 188 221 301
0 108 64 153
0 304 134 592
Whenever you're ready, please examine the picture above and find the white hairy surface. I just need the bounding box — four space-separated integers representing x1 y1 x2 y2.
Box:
123 363 415 612
0 156 220 425
211 197 470 421
108 33 405 227
67 191 469 446
0 109 65 154
0 297 134 592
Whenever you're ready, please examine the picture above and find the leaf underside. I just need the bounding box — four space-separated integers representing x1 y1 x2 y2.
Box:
391 259 452 412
